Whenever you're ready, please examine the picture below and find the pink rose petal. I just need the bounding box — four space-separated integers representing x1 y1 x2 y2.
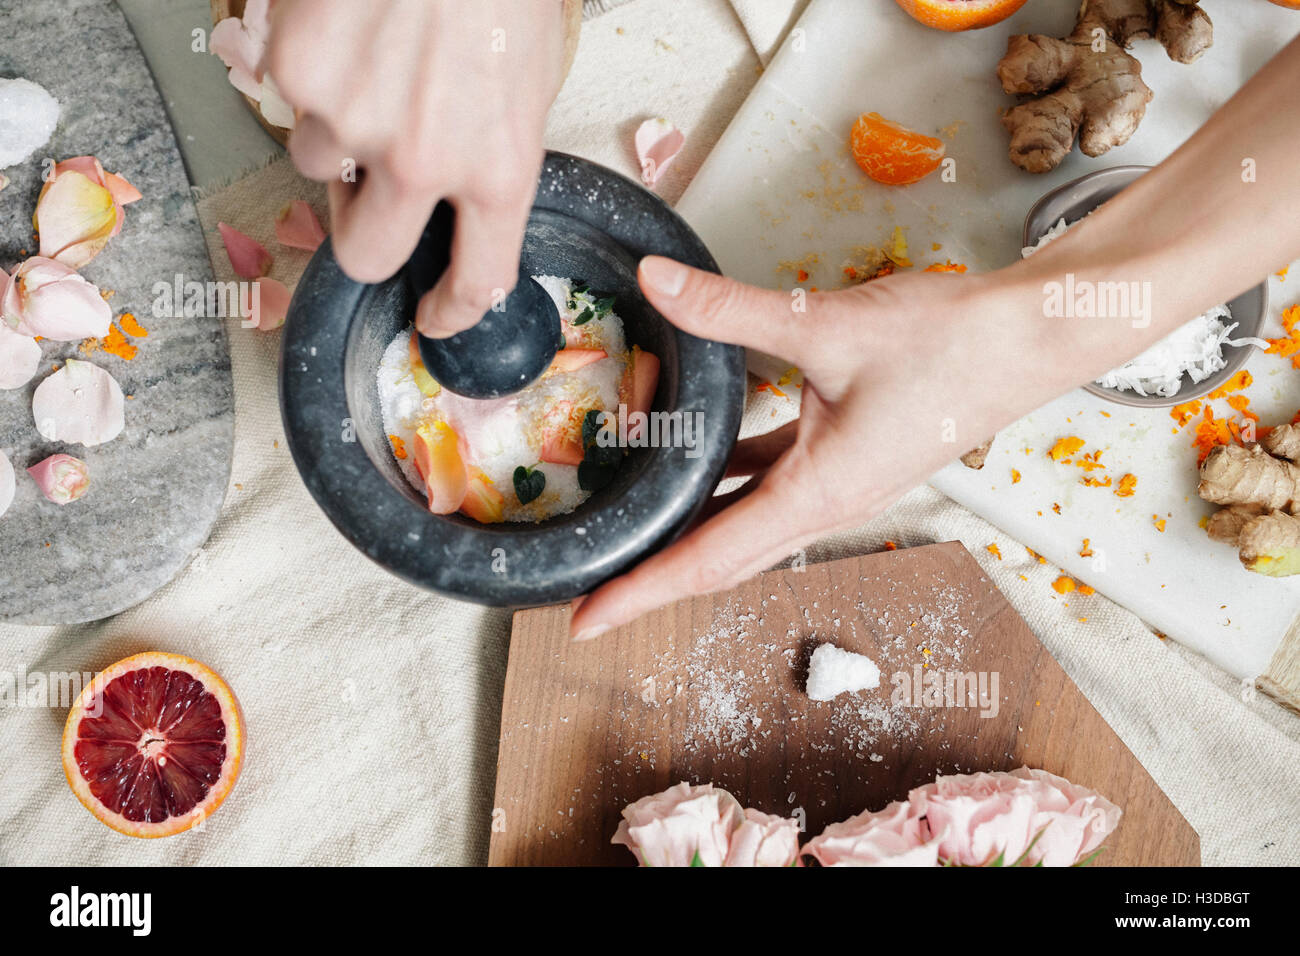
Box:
0 450 14 518
32 359 124 447
252 277 291 331
635 117 685 188
35 170 119 267
52 155 107 183
211 9 268 87
104 171 142 206
275 200 326 252
3 257 112 342
218 222 274 279
27 453 90 505
212 0 273 102
0 320 42 390
258 76 296 130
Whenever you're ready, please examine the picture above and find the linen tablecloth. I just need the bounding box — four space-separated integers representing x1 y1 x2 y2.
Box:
1 0 1296 867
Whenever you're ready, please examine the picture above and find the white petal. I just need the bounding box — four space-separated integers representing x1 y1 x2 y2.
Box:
0 322 41 389
31 359 124 447
0 449 13 518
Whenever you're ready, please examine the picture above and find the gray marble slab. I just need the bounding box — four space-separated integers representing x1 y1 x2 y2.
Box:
0 0 234 624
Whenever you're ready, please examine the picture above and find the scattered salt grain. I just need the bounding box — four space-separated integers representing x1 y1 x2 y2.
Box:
805 643 881 702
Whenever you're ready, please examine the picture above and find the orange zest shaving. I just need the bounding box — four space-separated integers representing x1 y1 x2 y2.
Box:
1115 473 1137 497
1010 468 1021 484
986 543 1002 560
1048 436 1085 462
923 260 967 274
389 435 407 460
1051 575 1075 595
118 313 148 337
81 322 138 361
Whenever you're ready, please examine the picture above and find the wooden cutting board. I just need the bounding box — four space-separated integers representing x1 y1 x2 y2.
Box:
490 541 1198 866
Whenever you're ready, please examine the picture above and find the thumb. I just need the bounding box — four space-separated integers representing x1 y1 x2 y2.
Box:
637 256 824 369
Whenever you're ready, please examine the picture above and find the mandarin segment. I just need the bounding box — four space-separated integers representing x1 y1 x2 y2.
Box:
849 112 946 186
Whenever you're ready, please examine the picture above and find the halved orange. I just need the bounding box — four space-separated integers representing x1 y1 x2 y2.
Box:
62 652 245 838
894 0 1029 31
850 112 946 186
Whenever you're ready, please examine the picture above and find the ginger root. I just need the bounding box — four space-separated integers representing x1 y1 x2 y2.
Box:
1205 504 1266 545
1198 441 1300 575
1198 443 1300 514
1238 511 1300 577
997 0 1212 173
1260 422 1300 462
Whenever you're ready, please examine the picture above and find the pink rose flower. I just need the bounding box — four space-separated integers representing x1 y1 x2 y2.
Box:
613 782 799 867
2 257 112 342
802 799 941 867
909 767 1121 867
725 809 801 867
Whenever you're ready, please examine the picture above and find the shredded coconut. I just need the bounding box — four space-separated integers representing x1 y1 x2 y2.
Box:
1024 217 1264 398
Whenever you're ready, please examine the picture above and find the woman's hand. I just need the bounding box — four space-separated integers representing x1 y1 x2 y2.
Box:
570 33 1300 642
569 258 1047 642
268 0 577 337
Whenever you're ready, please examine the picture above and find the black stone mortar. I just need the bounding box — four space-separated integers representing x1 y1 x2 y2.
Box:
280 152 746 607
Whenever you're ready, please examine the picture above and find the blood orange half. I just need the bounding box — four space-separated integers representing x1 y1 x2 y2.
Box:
894 0 1029 31
62 652 245 838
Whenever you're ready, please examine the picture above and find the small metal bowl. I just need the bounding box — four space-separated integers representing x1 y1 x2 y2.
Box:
1023 165 1269 409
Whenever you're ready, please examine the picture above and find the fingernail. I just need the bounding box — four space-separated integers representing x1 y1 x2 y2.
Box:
639 256 687 297
571 624 610 644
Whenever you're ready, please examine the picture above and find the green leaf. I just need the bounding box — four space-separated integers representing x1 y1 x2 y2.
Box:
512 465 546 505
587 443 622 469
572 307 595 326
1072 847 1106 867
578 459 617 492
1008 825 1050 867
582 408 604 448
593 294 617 315
690 850 705 867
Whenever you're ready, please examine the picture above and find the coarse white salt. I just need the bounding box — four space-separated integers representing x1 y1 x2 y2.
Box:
805 643 881 702
376 275 630 522
1024 217 1265 398
0 78 60 169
